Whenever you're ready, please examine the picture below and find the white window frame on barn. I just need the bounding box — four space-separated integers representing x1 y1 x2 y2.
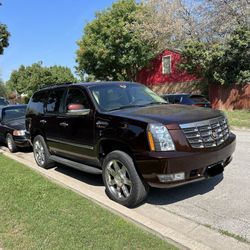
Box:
162 55 172 75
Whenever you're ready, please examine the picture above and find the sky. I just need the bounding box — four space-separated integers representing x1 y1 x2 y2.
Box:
0 0 116 81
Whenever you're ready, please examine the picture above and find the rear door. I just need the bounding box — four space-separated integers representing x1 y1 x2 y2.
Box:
0 108 6 142
44 87 66 152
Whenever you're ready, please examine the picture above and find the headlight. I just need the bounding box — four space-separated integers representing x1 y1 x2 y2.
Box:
13 130 26 136
147 123 175 151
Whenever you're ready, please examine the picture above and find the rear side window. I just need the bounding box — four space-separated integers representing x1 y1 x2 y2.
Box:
190 95 208 102
27 91 48 115
46 89 65 113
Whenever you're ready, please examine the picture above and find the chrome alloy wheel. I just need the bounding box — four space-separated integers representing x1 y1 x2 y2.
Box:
34 140 45 166
105 160 132 201
7 137 13 151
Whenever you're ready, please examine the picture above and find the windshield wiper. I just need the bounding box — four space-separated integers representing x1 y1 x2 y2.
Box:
109 104 145 111
144 102 168 106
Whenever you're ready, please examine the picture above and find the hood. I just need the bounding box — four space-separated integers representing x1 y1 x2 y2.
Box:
3 118 26 130
109 104 224 125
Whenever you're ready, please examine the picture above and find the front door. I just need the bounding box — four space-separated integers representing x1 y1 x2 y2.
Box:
54 87 97 166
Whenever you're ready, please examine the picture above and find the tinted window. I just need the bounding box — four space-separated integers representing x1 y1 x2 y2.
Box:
27 91 48 115
46 89 65 113
190 95 208 102
66 88 90 109
2 106 26 120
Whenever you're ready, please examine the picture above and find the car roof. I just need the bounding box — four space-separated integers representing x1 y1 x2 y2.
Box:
38 81 141 91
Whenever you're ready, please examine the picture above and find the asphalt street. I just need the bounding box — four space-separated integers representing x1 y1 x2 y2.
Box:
1 129 249 245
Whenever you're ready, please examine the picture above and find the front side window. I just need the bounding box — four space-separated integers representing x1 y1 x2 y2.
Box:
162 55 171 75
65 88 90 110
46 89 65 113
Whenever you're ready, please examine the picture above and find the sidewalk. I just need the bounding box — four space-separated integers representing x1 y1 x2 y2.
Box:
1 148 249 250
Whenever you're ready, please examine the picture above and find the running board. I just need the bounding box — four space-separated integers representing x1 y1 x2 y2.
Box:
50 155 102 175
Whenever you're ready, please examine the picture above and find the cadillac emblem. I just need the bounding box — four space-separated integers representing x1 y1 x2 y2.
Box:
211 130 218 140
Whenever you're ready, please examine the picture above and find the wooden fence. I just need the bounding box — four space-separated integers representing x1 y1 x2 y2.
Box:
209 84 250 110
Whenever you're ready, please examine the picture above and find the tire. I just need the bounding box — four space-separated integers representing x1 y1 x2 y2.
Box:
33 135 55 169
102 150 149 208
6 133 18 153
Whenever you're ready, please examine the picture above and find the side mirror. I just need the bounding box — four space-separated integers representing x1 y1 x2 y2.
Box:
67 104 90 116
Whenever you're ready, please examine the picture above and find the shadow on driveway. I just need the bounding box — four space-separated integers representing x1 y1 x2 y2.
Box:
146 174 223 205
54 164 104 187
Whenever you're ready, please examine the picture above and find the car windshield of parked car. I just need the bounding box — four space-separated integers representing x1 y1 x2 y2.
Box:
89 84 168 111
0 99 9 106
2 106 26 121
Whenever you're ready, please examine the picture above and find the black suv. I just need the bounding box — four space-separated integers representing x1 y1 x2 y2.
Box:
26 82 235 207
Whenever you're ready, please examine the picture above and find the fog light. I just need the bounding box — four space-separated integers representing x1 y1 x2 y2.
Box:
157 172 185 183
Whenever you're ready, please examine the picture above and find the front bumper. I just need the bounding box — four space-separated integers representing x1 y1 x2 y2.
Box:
13 135 31 148
135 133 236 188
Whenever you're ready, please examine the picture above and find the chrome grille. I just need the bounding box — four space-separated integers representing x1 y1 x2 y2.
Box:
180 117 230 149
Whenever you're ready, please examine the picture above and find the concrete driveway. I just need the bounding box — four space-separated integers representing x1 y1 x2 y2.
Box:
1 129 249 249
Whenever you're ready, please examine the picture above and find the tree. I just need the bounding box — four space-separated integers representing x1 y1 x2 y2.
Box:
0 3 10 55
0 80 7 97
76 0 157 81
129 0 198 51
7 62 77 96
130 0 250 51
179 26 250 85
196 0 250 42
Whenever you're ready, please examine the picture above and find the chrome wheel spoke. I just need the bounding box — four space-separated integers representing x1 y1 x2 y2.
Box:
108 178 116 186
116 186 122 199
123 177 132 187
121 185 130 198
107 166 116 177
120 165 127 175
113 160 120 172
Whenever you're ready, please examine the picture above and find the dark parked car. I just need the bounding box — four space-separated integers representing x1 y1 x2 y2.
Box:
0 105 30 152
0 97 9 106
26 82 235 207
162 93 212 108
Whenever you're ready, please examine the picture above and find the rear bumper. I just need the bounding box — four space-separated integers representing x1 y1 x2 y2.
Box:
135 133 236 188
13 136 31 148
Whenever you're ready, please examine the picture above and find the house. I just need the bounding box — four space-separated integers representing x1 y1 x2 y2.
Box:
136 49 250 110
136 49 200 94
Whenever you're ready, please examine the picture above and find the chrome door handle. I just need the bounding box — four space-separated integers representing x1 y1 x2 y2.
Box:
59 122 68 127
40 119 47 124
96 120 109 128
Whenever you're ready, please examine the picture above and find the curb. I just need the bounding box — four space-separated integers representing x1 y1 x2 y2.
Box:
1 149 249 250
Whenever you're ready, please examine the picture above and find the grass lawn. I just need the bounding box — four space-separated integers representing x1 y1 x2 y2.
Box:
223 110 250 129
0 154 177 250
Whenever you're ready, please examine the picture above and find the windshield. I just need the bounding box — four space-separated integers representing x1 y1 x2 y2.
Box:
2 106 26 121
0 99 9 106
89 83 167 111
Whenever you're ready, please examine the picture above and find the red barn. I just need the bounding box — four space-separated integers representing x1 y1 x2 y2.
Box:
136 49 197 86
